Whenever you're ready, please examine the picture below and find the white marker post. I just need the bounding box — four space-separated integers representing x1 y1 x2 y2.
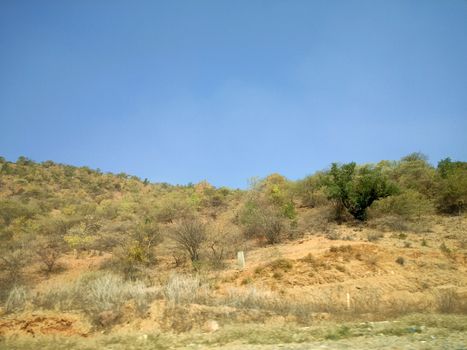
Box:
237 251 245 270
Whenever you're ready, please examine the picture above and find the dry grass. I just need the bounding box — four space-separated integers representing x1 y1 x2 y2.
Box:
163 273 209 306
4 285 28 314
30 272 157 327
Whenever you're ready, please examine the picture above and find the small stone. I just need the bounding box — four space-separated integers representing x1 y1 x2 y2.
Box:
202 320 220 333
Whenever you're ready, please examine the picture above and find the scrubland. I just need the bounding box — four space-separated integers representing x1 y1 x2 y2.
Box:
0 153 466 349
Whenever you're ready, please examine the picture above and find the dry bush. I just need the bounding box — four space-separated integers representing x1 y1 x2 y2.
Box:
369 190 433 220
4 285 28 313
170 218 207 262
368 214 433 234
103 220 163 280
299 206 334 234
300 253 328 270
224 287 277 311
367 231 384 242
154 193 195 223
254 258 294 277
262 213 286 244
205 223 242 269
32 272 157 326
327 245 356 263
163 273 209 306
32 282 78 311
364 253 380 268
306 287 386 319
83 273 127 316
222 287 314 324
329 245 353 254
34 236 64 275
268 258 293 271
161 304 196 333
0 248 30 284
436 288 466 314
326 229 342 240
237 199 290 244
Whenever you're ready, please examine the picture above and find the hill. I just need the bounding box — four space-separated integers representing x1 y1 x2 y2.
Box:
0 154 466 349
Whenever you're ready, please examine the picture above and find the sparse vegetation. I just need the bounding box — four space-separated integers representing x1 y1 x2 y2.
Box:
0 154 466 343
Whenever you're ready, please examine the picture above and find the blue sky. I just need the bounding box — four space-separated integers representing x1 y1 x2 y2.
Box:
1 0 466 188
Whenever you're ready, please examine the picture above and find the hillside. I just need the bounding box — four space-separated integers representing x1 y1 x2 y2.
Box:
0 154 466 349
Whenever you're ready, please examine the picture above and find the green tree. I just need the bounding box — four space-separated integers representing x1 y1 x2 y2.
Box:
435 158 467 214
326 162 397 221
390 153 435 195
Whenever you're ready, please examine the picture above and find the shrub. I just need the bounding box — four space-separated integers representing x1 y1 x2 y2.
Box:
325 229 342 240
435 158 467 214
170 218 207 262
84 273 126 314
439 242 452 256
294 173 328 208
369 189 433 220
390 153 436 195
367 232 384 242
32 272 156 326
0 248 30 284
155 192 196 223
163 273 208 305
224 287 276 310
5 285 28 313
109 219 163 279
268 258 293 271
262 212 285 244
436 288 464 313
34 235 64 275
223 287 314 324
395 257 405 265
238 202 287 244
205 224 242 269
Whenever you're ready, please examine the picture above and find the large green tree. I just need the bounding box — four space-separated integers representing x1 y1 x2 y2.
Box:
326 162 397 221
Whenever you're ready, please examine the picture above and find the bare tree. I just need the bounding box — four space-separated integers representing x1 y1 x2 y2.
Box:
36 240 62 275
170 218 206 262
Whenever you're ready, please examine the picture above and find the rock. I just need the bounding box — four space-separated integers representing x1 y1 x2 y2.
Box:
202 320 220 333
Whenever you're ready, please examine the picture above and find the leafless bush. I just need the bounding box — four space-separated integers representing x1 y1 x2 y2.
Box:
170 218 207 262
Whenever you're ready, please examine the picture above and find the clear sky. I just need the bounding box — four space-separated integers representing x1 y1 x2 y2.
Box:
1 1 466 188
